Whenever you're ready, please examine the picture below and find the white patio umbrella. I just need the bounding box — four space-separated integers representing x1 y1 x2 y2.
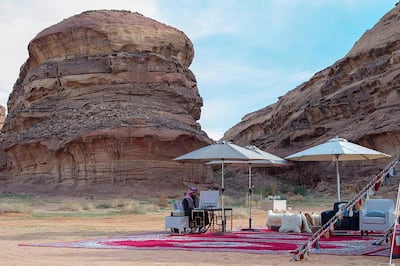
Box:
285 136 391 202
207 145 290 231
173 140 266 232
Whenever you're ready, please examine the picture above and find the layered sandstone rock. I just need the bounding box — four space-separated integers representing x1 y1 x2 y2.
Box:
224 6 400 193
0 106 5 130
0 10 213 196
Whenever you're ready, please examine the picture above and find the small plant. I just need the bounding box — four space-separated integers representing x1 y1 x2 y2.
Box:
293 185 308 196
95 203 111 209
110 198 127 208
57 201 82 211
82 202 95 211
279 184 290 194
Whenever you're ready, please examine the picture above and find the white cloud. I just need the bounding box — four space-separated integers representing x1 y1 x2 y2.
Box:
196 63 316 140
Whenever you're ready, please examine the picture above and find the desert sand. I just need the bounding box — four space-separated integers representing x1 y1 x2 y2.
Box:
0 197 393 266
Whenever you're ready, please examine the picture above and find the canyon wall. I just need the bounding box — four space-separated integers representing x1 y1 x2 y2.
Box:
224 5 400 193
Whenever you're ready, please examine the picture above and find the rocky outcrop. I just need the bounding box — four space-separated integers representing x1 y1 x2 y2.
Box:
224 6 400 191
0 10 213 196
0 106 6 130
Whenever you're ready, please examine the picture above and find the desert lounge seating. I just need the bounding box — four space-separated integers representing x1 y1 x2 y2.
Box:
165 191 218 234
190 191 219 233
359 198 394 235
165 200 189 233
321 201 360 231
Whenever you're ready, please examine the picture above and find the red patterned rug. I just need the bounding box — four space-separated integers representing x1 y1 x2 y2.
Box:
19 229 390 256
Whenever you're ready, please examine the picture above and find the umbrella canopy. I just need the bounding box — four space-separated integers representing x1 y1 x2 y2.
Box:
173 140 266 232
206 146 289 230
246 145 289 165
285 136 391 201
173 141 266 162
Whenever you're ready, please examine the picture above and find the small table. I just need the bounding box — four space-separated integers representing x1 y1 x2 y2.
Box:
165 216 189 233
192 209 208 230
192 208 233 233
208 207 233 232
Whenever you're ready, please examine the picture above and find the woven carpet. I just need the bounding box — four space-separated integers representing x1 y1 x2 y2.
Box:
20 229 390 256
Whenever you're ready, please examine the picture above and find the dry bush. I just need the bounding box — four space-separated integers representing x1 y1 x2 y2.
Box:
232 207 248 218
121 200 145 214
81 202 95 211
110 198 128 208
143 202 161 212
0 202 33 214
57 201 82 211
157 194 168 207
221 195 236 206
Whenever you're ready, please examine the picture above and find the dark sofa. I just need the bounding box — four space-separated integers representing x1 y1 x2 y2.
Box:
321 201 359 231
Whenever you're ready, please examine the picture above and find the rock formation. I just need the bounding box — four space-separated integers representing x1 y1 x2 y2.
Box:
224 5 400 193
0 106 6 130
0 10 213 196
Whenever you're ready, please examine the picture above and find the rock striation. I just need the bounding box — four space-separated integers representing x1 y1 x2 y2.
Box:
0 10 213 196
224 5 400 192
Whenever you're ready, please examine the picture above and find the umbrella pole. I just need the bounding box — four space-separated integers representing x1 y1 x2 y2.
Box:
221 160 226 232
335 155 341 202
249 164 252 229
241 163 258 231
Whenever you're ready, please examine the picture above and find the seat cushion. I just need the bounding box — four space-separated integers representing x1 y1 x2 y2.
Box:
172 210 185 216
365 210 385 217
362 216 386 224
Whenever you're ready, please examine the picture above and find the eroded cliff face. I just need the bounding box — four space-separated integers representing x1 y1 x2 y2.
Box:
224 6 400 192
0 10 213 196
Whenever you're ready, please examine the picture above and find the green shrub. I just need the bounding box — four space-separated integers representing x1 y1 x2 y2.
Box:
95 203 111 209
253 184 275 197
293 186 308 196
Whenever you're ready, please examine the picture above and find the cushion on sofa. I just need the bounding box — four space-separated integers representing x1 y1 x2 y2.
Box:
279 213 302 233
266 210 283 228
312 213 321 226
365 210 385 218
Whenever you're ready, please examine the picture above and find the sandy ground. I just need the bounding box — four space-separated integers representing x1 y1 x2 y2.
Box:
0 201 393 266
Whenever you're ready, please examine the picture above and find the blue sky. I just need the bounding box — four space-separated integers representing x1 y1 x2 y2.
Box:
0 1 397 140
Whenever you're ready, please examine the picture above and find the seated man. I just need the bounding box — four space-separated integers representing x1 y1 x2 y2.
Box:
182 187 209 232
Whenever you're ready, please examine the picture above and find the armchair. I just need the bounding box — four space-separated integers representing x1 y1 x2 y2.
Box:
359 198 394 235
321 201 359 231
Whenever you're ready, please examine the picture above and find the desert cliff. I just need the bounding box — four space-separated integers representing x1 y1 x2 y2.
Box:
0 10 213 196
223 5 400 192
2 6 400 198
